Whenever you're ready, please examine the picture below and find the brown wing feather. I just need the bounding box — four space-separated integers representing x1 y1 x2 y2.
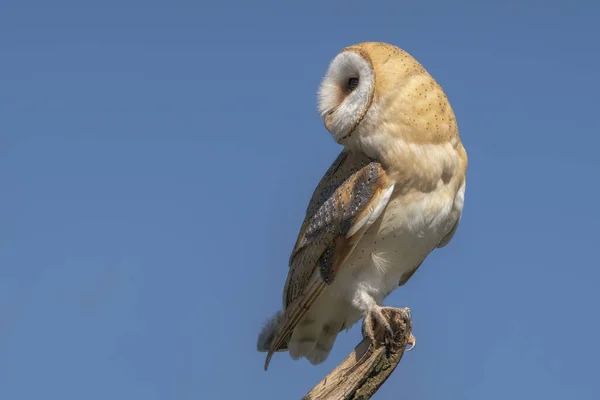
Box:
264 150 394 370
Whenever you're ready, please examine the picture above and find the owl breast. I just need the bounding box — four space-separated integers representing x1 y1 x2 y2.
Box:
326 185 458 326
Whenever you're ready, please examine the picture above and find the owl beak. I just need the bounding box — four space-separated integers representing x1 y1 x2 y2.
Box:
324 109 353 144
324 114 333 132
323 109 337 133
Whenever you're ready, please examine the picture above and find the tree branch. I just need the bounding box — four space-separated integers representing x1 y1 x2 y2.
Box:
302 307 413 400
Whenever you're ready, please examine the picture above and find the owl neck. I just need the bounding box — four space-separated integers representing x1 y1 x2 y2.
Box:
350 132 462 190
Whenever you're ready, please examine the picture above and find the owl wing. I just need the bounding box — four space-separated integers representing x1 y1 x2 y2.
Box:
264 150 395 370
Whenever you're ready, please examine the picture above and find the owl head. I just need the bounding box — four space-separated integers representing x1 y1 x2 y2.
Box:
317 42 459 154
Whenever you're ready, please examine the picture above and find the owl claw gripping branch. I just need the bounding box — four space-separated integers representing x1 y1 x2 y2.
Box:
257 42 467 370
361 306 416 351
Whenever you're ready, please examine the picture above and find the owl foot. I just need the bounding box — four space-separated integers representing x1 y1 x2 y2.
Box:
361 306 415 351
362 305 395 346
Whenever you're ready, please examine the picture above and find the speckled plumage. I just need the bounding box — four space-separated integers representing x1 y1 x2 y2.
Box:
258 42 468 370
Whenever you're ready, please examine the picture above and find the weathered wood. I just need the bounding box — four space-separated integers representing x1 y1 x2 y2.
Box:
302 307 414 400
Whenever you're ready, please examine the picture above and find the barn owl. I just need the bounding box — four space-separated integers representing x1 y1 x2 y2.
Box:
257 42 468 370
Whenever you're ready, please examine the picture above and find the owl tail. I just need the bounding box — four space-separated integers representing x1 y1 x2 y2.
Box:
256 310 287 352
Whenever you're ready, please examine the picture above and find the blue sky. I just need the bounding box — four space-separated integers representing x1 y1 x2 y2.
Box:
1 1 599 399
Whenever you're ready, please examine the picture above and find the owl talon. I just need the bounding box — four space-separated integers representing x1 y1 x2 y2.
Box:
405 333 416 351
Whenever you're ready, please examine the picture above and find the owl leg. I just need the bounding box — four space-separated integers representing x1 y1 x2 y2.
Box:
352 290 392 343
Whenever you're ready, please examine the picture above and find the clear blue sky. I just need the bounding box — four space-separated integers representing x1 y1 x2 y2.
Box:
1 1 599 399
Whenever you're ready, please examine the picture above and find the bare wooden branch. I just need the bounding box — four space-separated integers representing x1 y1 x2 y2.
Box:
302 307 413 400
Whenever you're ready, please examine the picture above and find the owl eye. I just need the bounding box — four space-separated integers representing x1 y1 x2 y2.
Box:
348 77 359 91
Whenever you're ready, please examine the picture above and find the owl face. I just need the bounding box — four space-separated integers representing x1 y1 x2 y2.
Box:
317 42 457 151
317 49 376 144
